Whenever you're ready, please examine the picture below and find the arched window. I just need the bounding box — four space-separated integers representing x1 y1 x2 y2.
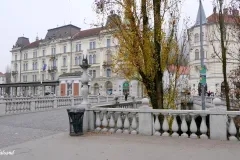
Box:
194 33 199 43
93 54 96 64
94 83 99 95
195 49 199 60
89 55 92 64
63 57 66 66
75 57 78 65
105 81 113 95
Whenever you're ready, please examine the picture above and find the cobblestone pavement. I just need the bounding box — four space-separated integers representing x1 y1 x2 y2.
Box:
0 109 69 148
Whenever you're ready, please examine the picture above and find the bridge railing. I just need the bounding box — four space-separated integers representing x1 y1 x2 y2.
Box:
0 95 134 115
90 98 240 141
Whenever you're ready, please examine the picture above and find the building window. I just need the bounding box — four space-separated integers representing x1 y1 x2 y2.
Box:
32 62 35 70
93 55 96 64
93 70 96 78
26 63 28 71
106 68 111 77
63 57 67 66
14 63 17 71
89 55 93 64
51 48 56 55
76 44 81 52
15 55 17 61
33 51 37 58
64 46 67 53
79 56 82 65
32 75 35 82
107 52 112 62
75 56 78 65
42 50 45 56
51 73 55 80
195 49 199 60
194 33 199 43
35 62 38 70
89 70 93 76
107 38 111 48
90 41 96 50
53 59 56 67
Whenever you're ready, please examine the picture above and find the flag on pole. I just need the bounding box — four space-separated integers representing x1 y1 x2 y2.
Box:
43 64 47 71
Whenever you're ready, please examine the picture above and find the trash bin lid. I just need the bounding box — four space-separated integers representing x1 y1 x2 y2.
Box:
67 108 85 113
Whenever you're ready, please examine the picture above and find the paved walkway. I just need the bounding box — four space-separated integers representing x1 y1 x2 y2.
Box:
1 133 240 160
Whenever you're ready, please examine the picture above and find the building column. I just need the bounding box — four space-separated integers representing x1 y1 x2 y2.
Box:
43 86 45 96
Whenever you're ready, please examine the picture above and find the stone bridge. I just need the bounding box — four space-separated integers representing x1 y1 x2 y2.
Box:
0 106 240 160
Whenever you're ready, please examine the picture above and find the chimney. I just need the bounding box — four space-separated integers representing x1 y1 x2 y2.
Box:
232 9 239 16
36 36 39 41
223 8 228 15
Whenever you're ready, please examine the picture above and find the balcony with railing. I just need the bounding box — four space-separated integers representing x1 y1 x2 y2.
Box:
50 54 57 61
48 66 57 73
11 71 18 75
102 60 113 68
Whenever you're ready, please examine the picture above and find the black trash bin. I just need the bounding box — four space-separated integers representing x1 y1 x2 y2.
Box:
67 108 85 136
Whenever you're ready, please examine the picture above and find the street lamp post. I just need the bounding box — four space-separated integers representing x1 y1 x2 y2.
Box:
199 0 206 110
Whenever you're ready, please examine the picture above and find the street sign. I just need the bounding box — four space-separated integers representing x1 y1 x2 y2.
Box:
200 66 206 84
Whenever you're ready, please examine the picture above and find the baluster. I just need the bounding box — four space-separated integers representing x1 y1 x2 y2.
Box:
171 114 179 137
108 111 116 133
228 115 238 141
131 112 138 134
95 111 101 132
180 114 188 138
101 111 108 132
200 113 208 139
116 112 123 133
153 113 161 136
123 112 130 134
162 113 169 136
190 114 198 139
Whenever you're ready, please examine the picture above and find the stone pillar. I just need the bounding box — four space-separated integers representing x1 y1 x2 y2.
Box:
54 95 57 108
42 86 45 96
28 86 31 97
138 98 153 136
209 98 227 140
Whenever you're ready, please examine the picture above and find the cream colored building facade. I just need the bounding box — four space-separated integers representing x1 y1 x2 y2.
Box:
10 21 143 97
188 5 240 96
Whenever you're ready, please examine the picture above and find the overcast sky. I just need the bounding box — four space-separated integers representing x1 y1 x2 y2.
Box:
0 0 213 73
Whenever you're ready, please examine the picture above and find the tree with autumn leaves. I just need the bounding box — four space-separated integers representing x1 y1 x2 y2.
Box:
94 0 188 109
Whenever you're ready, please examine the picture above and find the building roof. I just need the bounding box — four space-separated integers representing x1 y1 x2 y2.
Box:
22 40 42 50
44 24 80 40
59 72 83 77
14 37 30 48
73 27 102 40
207 13 239 24
0 72 5 76
194 1 207 26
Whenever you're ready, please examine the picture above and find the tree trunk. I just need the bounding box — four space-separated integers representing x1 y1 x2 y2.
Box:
219 2 230 110
153 0 164 109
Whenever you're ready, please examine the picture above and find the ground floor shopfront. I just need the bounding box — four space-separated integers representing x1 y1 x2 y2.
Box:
0 81 59 97
59 75 144 98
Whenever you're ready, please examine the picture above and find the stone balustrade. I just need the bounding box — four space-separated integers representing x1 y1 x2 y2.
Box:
0 95 131 116
88 98 240 141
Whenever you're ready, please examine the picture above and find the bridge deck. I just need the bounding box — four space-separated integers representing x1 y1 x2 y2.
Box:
0 107 240 160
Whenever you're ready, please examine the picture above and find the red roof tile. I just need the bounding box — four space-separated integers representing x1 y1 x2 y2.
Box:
73 27 103 40
167 65 190 75
207 13 240 24
22 40 42 50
